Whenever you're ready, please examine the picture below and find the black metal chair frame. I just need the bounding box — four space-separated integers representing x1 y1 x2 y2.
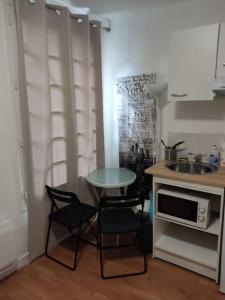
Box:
98 194 147 279
45 185 98 271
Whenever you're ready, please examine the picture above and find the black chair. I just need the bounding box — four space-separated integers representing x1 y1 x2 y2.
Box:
45 185 98 270
98 194 147 279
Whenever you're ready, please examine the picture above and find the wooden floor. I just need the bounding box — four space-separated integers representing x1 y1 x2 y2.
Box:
1 237 225 300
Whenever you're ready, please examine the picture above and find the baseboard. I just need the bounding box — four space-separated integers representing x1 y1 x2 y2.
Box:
15 232 77 268
48 231 72 251
48 223 93 250
17 252 30 269
54 232 71 248
29 223 94 264
0 262 17 281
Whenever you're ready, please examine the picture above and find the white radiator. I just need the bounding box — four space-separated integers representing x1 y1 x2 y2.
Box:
0 219 17 280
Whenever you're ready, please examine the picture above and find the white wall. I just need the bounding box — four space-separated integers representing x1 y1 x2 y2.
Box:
102 0 225 167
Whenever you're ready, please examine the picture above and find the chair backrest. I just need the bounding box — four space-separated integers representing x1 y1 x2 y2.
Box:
45 185 80 212
99 194 144 211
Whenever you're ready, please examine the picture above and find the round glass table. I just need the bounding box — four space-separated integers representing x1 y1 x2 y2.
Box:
87 168 136 244
87 168 136 195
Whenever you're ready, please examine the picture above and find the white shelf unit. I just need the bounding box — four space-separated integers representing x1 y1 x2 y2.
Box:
156 186 221 235
152 177 224 282
155 222 218 279
156 212 220 236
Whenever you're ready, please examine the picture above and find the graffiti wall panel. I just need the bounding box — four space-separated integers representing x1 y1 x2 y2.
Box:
116 73 157 176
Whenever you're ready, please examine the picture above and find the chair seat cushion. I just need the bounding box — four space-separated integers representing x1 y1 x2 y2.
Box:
100 208 142 234
50 203 98 228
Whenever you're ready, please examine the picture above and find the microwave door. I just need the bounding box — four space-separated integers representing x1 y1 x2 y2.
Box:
157 194 198 223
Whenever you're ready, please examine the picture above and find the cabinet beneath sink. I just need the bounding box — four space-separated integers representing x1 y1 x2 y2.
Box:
152 176 224 282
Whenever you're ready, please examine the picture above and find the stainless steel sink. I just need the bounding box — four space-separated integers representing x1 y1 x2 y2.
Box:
166 161 217 175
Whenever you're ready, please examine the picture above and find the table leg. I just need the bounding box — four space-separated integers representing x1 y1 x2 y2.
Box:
83 185 101 235
101 188 105 197
116 185 128 246
82 214 98 236
124 186 128 195
90 184 101 203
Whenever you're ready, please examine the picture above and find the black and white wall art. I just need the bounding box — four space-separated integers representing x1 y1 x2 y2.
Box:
116 73 158 179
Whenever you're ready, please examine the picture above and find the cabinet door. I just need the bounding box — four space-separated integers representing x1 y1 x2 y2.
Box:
216 23 225 78
168 24 219 101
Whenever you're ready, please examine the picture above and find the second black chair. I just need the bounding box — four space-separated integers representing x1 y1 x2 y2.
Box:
98 194 147 279
45 185 98 270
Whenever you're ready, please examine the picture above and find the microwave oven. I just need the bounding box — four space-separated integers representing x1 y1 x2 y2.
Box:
156 187 211 229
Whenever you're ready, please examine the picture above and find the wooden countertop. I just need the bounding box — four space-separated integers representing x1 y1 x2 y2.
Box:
145 161 225 188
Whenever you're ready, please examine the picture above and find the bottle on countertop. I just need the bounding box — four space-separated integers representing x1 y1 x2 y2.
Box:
220 142 225 166
208 144 220 164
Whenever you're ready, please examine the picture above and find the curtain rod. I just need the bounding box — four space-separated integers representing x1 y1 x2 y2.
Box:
46 5 110 30
28 1 111 32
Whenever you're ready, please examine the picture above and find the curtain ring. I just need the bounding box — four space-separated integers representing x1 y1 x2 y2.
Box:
71 16 84 23
55 9 61 16
77 18 83 23
92 24 98 28
28 0 36 4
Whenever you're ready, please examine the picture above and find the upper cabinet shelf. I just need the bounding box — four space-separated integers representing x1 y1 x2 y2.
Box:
168 23 225 101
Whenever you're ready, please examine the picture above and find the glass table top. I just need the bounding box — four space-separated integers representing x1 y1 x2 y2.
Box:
86 168 136 188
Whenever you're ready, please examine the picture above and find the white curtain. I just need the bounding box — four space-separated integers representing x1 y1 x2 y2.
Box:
16 0 104 260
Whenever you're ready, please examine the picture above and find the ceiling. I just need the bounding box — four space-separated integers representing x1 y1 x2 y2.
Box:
69 0 190 14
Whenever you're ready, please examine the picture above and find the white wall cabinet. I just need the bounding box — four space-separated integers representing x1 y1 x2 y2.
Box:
168 24 219 101
217 23 225 78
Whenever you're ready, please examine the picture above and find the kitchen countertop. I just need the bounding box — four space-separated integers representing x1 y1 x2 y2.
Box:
145 160 225 188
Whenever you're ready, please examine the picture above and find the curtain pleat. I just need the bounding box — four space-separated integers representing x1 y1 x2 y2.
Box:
70 15 94 177
70 15 97 204
16 1 104 259
16 0 52 259
47 6 76 189
90 22 105 169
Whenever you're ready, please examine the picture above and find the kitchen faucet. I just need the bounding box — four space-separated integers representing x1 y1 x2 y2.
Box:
189 152 205 163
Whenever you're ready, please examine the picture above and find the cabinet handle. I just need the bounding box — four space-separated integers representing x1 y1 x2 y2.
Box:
171 93 187 97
